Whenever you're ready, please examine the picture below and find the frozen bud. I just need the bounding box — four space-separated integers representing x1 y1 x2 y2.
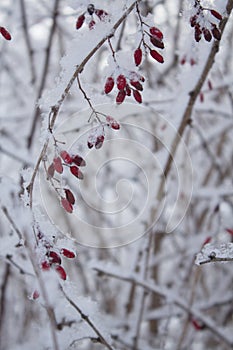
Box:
0 27 11 40
95 9 108 20
60 150 72 164
48 163 55 178
150 36 164 49
49 251 61 265
150 49 164 63
70 166 84 179
95 135 104 149
203 28 212 42
104 76 114 94
130 80 143 91
76 14 85 29
61 198 73 213
55 265 67 280
134 48 142 66
210 10 222 21
64 188 75 205
87 4 95 15
133 90 142 104
117 75 127 90
89 20 95 30
116 90 126 104
53 157 63 174
61 248 76 259
72 155 86 167
149 27 163 40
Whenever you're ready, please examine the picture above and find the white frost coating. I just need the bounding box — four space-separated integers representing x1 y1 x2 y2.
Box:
195 242 233 265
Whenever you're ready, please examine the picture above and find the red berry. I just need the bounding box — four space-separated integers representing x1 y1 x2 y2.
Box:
116 90 126 104
211 25 221 40
150 50 164 63
48 163 55 178
70 166 84 179
149 27 163 40
199 92 204 102
49 251 61 265
89 20 96 30
203 28 212 42
55 265 67 280
226 228 233 236
61 248 76 259
32 290 40 300
133 90 142 104
60 150 72 164
117 75 127 90
190 15 197 27
53 157 63 174
194 25 202 42
210 10 222 21
0 27 11 40
125 84 131 96
76 14 85 29
95 9 108 20
150 36 164 49
203 236 212 245
104 77 114 94
180 56 186 65
208 80 213 90
41 261 50 271
191 319 206 331
190 58 196 66
72 155 86 167
130 80 143 91
106 116 120 130
64 188 75 205
134 48 142 66
61 198 73 213
95 135 104 149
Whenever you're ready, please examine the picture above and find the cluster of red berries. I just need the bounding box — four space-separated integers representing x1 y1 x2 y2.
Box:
48 150 86 213
190 5 222 42
87 116 120 149
31 232 76 299
0 26 11 40
104 71 145 104
134 26 164 66
76 3 108 30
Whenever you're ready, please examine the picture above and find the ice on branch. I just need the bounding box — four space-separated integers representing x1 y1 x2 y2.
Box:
195 243 233 265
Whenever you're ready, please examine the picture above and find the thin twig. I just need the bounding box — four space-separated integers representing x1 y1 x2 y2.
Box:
61 287 115 350
27 0 60 149
20 0 36 84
